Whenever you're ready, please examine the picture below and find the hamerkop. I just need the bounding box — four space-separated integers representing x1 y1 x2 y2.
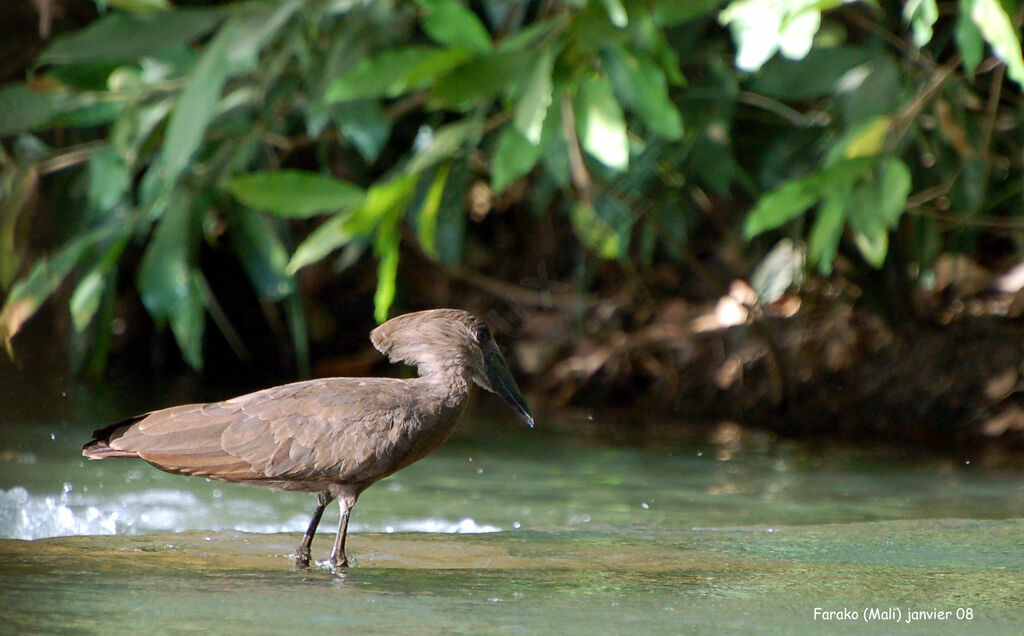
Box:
82 309 533 568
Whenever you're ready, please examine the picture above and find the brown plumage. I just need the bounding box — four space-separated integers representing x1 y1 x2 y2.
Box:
83 309 533 568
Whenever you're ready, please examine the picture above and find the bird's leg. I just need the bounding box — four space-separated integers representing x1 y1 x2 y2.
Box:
328 493 357 569
294 491 333 566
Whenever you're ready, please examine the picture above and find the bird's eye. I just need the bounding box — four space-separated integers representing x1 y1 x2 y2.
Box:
474 326 490 343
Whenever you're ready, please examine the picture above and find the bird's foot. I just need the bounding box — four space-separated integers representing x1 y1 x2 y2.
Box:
327 555 349 570
292 549 312 568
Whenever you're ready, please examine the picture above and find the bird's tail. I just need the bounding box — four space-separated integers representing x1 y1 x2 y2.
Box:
82 416 143 459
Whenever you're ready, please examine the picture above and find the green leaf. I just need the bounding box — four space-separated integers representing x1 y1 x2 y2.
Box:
326 46 473 102
492 126 543 193
654 0 725 26
335 101 392 163
70 269 108 333
405 119 480 174
0 226 111 346
228 209 296 301
970 0 1024 88
143 3 300 205
429 50 529 110
575 73 629 171
0 166 36 288
956 0 984 78
223 170 365 218
571 201 622 259
418 0 493 54
0 84 69 136
750 45 873 101
878 158 911 228
514 47 556 144
38 7 227 65
743 179 819 238
87 146 130 213
605 46 683 140
136 195 198 323
599 0 628 27
807 191 848 276
373 229 401 324
904 0 939 47
287 174 418 273
417 162 451 258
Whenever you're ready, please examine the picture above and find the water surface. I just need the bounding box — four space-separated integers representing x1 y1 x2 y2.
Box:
1 379 1022 633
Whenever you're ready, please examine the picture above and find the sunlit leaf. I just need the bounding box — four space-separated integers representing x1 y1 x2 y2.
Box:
969 0 1024 88
514 47 556 144
839 116 891 160
405 119 480 174
326 47 473 102
575 74 629 171
743 179 819 238
70 269 107 333
1 226 113 347
904 0 939 47
38 7 227 65
417 0 493 54
417 162 450 258
144 3 300 204
878 157 911 228
605 46 683 140
492 126 544 193
571 201 622 259
373 229 401 324
223 170 365 218
599 0 628 27
751 239 805 303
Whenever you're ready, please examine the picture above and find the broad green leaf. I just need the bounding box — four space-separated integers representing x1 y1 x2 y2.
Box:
0 166 36 288
878 158 912 228
70 269 107 333
287 174 418 273
575 74 629 171
496 16 566 53
743 179 819 238
492 126 543 192
904 0 939 47
571 201 622 259
750 239 804 304
223 170 365 217
326 47 473 102
0 84 69 136
600 0 628 27
430 50 529 110
335 101 392 163
137 196 197 322
286 212 359 275
435 158 469 266
228 209 296 301
418 0 493 54
514 47 556 144
136 196 205 368
405 119 480 174
852 224 888 268
750 46 872 101
605 46 683 140
38 7 227 65
144 3 300 205
373 223 401 324
847 181 889 268
1 225 113 346
956 0 984 77
417 162 450 258
87 146 130 213
807 191 848 275
970 0 1024 88
107 0 171 10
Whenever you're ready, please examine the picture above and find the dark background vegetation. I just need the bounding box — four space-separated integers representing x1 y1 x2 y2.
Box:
2 0 1024 449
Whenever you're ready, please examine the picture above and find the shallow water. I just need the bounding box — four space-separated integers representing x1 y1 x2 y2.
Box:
2 379 1023 633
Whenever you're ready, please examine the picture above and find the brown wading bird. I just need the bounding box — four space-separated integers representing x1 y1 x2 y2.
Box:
82 309 533 568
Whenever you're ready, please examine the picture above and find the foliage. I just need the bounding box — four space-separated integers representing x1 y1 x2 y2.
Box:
1 0 1022 372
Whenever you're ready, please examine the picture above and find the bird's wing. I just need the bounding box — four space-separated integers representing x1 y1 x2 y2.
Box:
105 378 415 484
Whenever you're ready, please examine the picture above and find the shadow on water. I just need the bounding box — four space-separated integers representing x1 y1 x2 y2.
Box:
2 369 1024 632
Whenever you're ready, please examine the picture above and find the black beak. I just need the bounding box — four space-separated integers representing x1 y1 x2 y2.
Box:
484 348 534 427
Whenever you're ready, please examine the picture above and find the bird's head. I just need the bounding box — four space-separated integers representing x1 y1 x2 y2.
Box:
370 309 534 427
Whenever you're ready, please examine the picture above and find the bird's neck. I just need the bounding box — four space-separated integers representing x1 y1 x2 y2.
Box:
415 364 473 415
